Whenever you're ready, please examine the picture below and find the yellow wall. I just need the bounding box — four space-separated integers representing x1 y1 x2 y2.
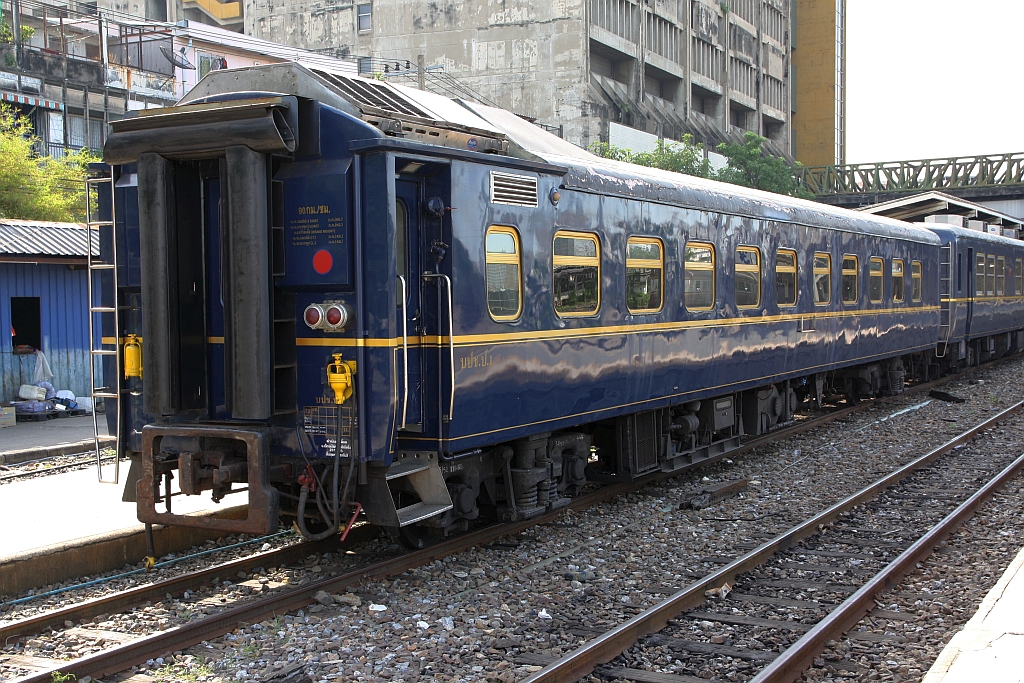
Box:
793 0 842 167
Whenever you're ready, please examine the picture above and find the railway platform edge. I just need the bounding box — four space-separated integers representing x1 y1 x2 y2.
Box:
922 543 1024 683
0 506 248 598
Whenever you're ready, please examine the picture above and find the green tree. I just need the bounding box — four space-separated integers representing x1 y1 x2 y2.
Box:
0 104 97 222
715 131 812 198
589 134 714 179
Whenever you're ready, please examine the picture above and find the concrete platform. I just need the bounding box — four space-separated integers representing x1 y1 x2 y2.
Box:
0 466 223 558
922 544 1024 683
0 414 111 465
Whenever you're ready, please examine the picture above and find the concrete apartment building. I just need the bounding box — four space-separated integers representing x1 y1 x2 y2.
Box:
244 0 806 157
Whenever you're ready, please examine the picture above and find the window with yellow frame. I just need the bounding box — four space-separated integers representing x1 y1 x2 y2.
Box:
775 249 797 306
1016 258 1023 296
813 252 831 305
484 226 523 320
626 237 663 314
552 231 600 316
869 257 883 303
892 259 905 302
911 261 923 302
684 242 715 310
841 255 858 304
997 256 1005 296
735 246 760 308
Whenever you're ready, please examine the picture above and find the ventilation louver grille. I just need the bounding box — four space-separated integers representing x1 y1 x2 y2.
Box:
490 171 538 207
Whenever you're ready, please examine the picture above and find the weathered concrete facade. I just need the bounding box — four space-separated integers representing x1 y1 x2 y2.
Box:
244 0 795 155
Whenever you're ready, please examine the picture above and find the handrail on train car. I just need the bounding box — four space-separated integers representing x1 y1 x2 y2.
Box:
398 275 409 429
422 273 455 421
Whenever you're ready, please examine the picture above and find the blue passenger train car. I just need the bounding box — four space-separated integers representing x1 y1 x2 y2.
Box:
96 64 1024 546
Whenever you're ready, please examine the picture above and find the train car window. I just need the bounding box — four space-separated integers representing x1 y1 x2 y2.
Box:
553 231 600 316
841 255 858 304
976 253 986 296
987 255 996 296
892 259 905 302
912 261 923 302
1016 259 1023 296
485 226 523 320
869 257 884 303
626 237 664 314
775 249 797 306
813 252 831 305
735 246 761 308
684 242 716 311
996 256 1005 296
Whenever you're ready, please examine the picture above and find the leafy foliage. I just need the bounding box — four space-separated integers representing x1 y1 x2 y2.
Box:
0 104 97 222
590 130 812 198
715 131 813 198
589 134 713 179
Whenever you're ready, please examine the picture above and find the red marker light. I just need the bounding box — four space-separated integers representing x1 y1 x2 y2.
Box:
326 305 343 327
304 305 323 328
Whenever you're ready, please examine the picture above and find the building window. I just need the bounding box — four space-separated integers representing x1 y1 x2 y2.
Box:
996 256 1005 296
199 53 228 79
625 237 663 314
553 231 600 316
813 252 831 305
912 261 923 302
684 242 716 311
735 246 760 308
892 259 904 302
841 255 858 304
357 3 372 31
776 249 797 306
485 226 522 320
869 257 883 303
11 297 41 351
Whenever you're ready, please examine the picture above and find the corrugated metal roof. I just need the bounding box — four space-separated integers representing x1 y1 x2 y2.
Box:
0 219 97 258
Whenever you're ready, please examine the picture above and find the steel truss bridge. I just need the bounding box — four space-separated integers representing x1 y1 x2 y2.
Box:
797 152 1024 209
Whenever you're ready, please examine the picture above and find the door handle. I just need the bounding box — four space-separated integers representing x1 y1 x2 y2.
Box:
397 275 409 429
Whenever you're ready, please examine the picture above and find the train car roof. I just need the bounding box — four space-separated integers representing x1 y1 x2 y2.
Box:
178 63 937 245
918 224 1024 248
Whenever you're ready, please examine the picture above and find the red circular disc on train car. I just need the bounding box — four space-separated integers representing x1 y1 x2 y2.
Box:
312 249 333 274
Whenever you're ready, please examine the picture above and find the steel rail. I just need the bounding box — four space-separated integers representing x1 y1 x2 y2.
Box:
749 448 1024 683
520 399 1024 683
0 533 358 645
3 369 996 682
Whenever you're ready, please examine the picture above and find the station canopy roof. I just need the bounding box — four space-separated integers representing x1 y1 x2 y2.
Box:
859 191 1023 231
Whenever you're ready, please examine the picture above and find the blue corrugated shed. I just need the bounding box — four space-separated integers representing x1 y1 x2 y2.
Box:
1 219 92 401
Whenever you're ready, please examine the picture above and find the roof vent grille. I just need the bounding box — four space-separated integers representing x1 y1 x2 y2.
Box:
490 171 538 207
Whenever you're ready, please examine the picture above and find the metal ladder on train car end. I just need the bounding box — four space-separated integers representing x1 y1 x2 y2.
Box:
937 245 955 358
85 172 121 484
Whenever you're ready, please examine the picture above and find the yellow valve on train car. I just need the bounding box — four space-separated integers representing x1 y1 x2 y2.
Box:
124 334 143 379
327 353 355 404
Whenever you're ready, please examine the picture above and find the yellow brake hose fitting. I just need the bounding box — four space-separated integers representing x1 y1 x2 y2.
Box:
327 353 354 404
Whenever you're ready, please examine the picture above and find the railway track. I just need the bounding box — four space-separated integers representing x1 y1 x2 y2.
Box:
0 368 1009 683
518 400 1024 683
